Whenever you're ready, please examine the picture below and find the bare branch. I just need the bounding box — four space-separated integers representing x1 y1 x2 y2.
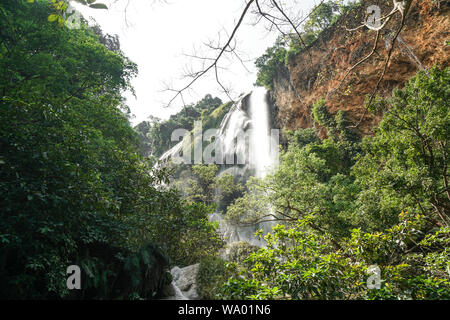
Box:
163 0 323 107
163 0 256 108
352 0 414 128
328 0 416 129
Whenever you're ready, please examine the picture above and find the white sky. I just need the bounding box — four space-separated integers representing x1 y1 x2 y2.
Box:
74 0 318 125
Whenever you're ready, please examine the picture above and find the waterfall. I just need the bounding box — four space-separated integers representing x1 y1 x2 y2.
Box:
161 88 278 299
215 95 252 167
249 86 275 179
396 35 428 74
384 32 428 76
210 87 278 247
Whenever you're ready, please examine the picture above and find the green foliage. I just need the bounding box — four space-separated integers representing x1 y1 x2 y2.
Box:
134 118 157 160
12 0 449 301
214 173 245 212
155 201 224 267
74 242 171 300
201 101 233 132
221 213 450 300
193 165 219 197
225 241 259 264
283 127 320 148
312 99 338 137
255 39 287 89
303 1 342 37
0 0 221 299
27 0 107 28
174 164 244 214
311 99 359 143
225 177 272 226
285 0 346 63
222 220 364 300
185 164 219 205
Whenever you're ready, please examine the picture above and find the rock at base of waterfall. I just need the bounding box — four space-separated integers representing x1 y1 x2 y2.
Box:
161 282 188 300
162 264 200 300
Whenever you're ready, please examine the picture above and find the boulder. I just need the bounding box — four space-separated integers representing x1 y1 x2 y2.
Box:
162 263 200 300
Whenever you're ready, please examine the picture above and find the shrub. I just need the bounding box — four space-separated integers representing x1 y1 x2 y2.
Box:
226 241 259 263
196 256 235 300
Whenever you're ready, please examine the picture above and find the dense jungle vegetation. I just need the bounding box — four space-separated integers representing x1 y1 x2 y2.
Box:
218 66 450 299
0 0 448 300
0 0 221 299
170 67 449 300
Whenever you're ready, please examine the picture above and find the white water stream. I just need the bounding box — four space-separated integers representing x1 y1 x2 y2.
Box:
162 88 278 299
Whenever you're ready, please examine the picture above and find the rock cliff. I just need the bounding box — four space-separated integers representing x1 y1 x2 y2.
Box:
271 0 449 136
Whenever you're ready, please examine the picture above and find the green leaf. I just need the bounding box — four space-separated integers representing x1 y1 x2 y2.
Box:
48 14 58 22
89 3 108 9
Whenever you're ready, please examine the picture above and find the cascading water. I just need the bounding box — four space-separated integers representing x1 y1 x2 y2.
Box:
396 35 429 76
384 32 428 76
209 87 278 247
161 88 278 299
249 87 274 179
216 97 251 168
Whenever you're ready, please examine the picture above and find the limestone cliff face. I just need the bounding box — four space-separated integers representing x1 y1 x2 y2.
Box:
271 0 449 136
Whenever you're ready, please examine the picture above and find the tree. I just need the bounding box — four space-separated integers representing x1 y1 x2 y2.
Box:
353 66 450 229
303 0 342 36
0 0 221 298
136 95 223 159
221 212 450 300
26 0 108 27
183 164 244 211
335 0 415 124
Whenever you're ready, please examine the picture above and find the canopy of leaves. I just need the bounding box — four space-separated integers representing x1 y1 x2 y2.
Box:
0 0 221 299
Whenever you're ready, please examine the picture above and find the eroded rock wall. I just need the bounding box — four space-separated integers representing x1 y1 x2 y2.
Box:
272 0 449 136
